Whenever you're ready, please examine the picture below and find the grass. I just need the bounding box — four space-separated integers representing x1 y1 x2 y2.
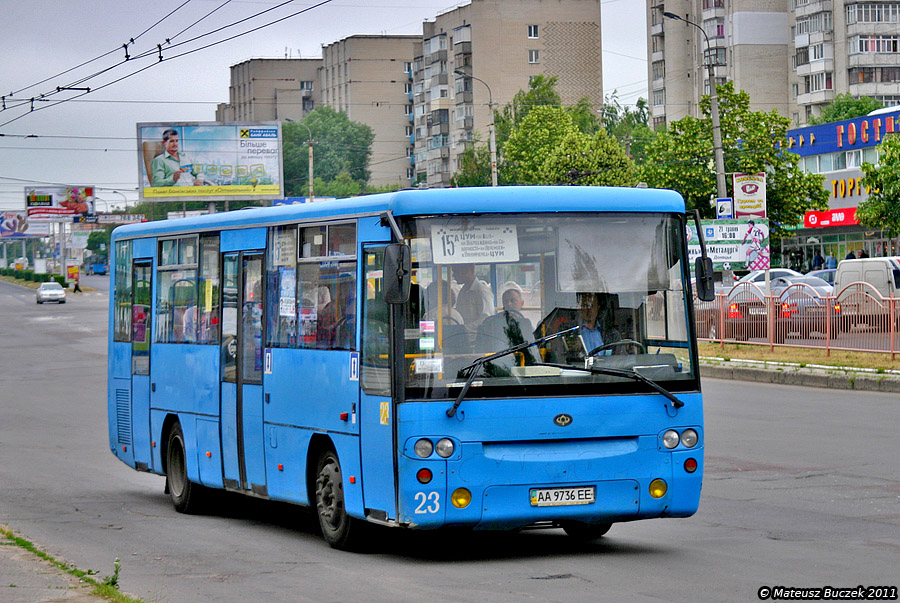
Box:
0 526 143 603
698 341 900 372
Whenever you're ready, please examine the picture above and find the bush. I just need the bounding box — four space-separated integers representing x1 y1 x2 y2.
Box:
53 275 67 287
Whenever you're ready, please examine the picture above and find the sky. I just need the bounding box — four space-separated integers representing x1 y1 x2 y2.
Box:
0 0 647 211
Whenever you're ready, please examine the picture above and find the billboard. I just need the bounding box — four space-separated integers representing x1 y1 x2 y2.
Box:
688 218 770 271
733 173 766 218
25 186 95 222
137 122 284 202
1 211 49 237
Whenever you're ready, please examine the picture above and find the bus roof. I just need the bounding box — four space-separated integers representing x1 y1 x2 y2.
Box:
112 186 685 240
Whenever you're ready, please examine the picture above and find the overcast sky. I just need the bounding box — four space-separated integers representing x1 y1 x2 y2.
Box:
0 0 647 211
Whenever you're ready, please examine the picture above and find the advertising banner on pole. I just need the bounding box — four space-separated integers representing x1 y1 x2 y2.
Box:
25 186 95 222
733 173 767 218
1 211 49 237
137 121 284 202
688 218 770 270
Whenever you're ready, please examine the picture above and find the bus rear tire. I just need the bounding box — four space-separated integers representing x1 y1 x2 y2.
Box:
560 521 612 542
166 422 206 514
315 450 368 550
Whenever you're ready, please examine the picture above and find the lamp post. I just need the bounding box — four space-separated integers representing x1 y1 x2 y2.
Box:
286 118 314 202
112 190 128 212
663 12 727 200
454 69 497 187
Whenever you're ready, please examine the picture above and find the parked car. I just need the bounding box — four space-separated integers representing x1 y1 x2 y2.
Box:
807 268 836 285
833 257 900 330
736 268 803 284
697 275 839 342
36 281 66 304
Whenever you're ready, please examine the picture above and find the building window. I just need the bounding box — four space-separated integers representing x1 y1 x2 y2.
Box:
300 81 313 90
853 35 900 54
405 82 413 94
528 50 540 64
703 0 725 7
528 25 539 39
404 61 412 73
652 60 665 80
703 17 725 38
847 3 900 25
804 72 833 92
850 67 900 83
653 88 666 106
795 11 832 35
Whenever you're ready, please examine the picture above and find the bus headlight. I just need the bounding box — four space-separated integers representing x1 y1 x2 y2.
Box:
662 430 679 449
435 438 454 458
414 439 433 458
451 488 471 508
681 429 698 448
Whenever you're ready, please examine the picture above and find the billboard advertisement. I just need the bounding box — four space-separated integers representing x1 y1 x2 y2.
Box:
688 218 770 271
25 186 95 222
733 173 766 218
1 211 50 237
137 122 284 202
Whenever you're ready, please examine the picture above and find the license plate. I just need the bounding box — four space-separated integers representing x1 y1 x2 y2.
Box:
748 307 766 315
530 486 595 507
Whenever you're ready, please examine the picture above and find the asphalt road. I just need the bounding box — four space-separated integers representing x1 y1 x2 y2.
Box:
1 279 898 602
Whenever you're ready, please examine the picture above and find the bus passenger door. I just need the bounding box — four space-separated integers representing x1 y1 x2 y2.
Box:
221 251 267 494
131 259 153 470
359 245 397 520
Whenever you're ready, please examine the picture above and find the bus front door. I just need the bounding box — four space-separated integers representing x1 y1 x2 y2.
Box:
221 251 267 494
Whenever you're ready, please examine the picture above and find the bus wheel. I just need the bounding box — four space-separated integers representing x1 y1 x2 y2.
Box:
560 521 612 542
166 423 205 514
315 450 367 550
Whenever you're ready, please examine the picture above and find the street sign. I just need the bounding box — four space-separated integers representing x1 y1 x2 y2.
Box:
716 198 733 219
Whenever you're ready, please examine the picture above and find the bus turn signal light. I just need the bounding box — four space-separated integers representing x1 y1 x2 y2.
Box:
649 479 667 499
451 488 471 508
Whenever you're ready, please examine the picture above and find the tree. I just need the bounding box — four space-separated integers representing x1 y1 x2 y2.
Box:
600 92 654 164
858 134 900 235
640 82 828 234
503 106 580 184
539 129 638 186
494 75 562 146
808 93 883 125
283 107 374 197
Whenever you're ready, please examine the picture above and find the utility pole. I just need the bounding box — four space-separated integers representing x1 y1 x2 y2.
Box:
663 12 727 200
454 69 497 187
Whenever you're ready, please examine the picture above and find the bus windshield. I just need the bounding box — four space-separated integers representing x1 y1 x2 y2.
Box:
398 212 696 400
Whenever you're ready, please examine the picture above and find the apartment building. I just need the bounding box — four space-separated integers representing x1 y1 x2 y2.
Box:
647 1 900 129
413 0 603 188
215 58 322 122
320 35 421 188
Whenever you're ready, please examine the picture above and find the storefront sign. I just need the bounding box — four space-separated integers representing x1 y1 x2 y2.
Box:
803 207 859 228
787 108 900 156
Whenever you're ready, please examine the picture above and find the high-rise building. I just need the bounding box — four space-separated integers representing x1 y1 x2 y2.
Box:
320 35 421 188
647 1 900 130
413 0 603 188
215 58 322 122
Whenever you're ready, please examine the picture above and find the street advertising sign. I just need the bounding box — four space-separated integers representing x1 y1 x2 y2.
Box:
733 173 766 218
97 214 145 225
68 231 90 249
25 186 95 222
137 122 284 203
1 211 49 237
688 218 770 271
716 198 734 219
803 207 859 228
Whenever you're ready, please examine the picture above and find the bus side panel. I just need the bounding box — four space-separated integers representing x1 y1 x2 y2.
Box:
263 424 313 505
132 374 152 470
150 410 204 483
332 434 365 519
667 448 704 517
150 344 220 416
108 377 134 467
195 418 223 488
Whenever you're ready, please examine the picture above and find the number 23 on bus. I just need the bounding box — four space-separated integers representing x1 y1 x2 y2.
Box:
107 186 711 550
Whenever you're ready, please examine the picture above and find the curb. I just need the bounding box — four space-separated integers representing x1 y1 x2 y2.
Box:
700 361 900 393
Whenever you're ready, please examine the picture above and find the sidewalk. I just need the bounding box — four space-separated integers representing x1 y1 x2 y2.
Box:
0 527 106 602
700 356 900 393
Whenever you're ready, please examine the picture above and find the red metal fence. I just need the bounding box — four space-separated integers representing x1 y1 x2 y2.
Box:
695 282 900 359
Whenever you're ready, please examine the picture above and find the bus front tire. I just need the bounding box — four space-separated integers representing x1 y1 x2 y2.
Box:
315 450 368 550
560 521 612 542
166 423 205 514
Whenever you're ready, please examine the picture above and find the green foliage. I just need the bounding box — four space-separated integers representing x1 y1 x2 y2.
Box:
859 134 900 235
539 129 638 186
103 558 121 588
601 93 654 164
283 107 375 197
494 74 562 147
808 93 883 125
640 82 828 234
504 107 580 184
450 144 497 188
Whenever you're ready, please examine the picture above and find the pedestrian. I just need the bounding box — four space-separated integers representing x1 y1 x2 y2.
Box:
846 250 856 260
811 251 824 270
858 248 869 258
825 253 837 269
73 275 82 294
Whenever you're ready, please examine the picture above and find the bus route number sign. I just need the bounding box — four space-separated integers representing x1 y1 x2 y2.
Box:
530 486 595 507
430 224 519 264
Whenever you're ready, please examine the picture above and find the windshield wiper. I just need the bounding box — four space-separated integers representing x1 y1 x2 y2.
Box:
446 326 580 418
540 362 684 409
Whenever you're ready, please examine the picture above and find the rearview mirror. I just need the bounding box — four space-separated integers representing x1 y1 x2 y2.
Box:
383 243 411 304
695 257 715 301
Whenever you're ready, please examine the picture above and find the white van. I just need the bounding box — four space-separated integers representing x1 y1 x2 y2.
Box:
833 257 900 329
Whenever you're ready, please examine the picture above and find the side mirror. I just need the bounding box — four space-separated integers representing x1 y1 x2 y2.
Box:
383 243 411 304
695 257 715 302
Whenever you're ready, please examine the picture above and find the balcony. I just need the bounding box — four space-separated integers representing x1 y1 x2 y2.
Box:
794 1 832 19
650 22 664 37
797 89 835 106
454 41 472 53
455 90 473 105
797 58 833 77
427 49 448 65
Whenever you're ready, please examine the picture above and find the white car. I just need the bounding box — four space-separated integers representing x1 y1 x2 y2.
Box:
36 282 66 304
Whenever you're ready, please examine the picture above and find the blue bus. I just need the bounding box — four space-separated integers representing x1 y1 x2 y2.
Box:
108 186 714 550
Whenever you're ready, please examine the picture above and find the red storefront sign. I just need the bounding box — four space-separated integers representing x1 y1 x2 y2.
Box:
804 207 859 228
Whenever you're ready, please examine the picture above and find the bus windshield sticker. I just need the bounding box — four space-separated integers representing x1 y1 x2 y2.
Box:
430 224 519 264
420 337 435 351
419 320 435 333
349 352 359 381
264 349 273 374
415 357 444 374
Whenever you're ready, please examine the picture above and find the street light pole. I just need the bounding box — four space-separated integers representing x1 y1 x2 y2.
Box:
454 69 497 187
663 12 727 200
